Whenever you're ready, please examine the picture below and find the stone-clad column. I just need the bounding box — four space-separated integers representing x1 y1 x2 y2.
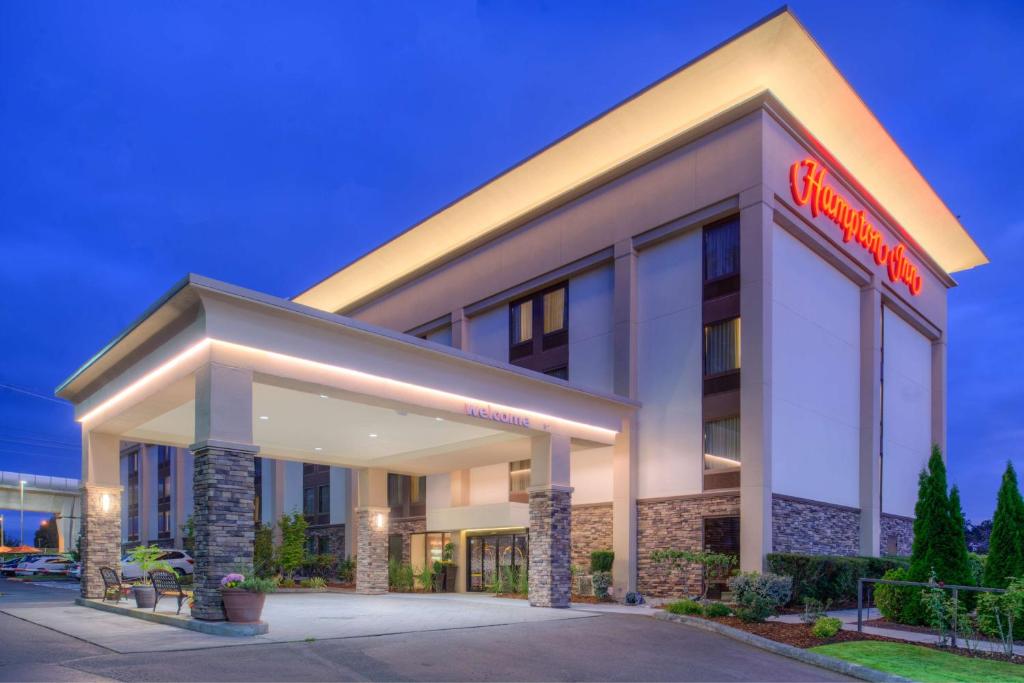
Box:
80 430 121 599
190 362 258 620
355 507 389 593
528 486 572 607
355 468 389 594
528 433 572 608
80 484 122 598
191 442 257 620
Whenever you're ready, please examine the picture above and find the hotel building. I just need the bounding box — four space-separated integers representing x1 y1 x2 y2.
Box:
59 10 986 617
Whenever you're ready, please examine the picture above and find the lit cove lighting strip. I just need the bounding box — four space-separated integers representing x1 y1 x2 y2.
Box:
78 337 620 440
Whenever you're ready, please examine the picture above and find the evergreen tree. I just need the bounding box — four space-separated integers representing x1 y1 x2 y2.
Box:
909 446 972 585
983 461 1024 588
946 485 973 585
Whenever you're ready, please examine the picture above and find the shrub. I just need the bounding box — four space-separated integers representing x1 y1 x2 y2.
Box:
702 601 731 618
665 599 702 615
728 572 792 622
766 553 908 606
874 567 927 625
811 616 843 639
967 553 986 587
337 558 355 583
254 525 275 578
300 577 327 590
977 577 1024 652
590 550 614 573
800 597 832 624
625 591 645 606
983 462 1024 588
301 554 336 579
278 512 308 579
651 549 737 600
592 571 612 599
387 559 414 592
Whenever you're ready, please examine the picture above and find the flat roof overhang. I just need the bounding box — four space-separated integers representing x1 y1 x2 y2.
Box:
56 276 635 473
294 8 987 315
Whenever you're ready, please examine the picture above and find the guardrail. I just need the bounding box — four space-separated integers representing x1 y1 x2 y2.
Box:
857 577 1005 648
0 471 80 493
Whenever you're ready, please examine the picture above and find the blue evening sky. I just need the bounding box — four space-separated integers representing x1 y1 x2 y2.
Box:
1 1 1021 540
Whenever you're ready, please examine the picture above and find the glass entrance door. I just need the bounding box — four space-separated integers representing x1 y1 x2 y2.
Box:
467 532 528 591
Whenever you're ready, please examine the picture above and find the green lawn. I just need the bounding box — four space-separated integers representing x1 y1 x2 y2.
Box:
810 641 1024 683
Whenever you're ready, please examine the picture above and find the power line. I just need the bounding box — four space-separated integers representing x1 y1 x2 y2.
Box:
0 382 70 405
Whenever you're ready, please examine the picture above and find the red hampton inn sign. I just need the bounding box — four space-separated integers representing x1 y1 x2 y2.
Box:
789 158 923 296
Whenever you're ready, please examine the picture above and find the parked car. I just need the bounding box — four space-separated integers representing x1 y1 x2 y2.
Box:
121 550 194 579
15 555 73 576
68 562 81 580
0 557 26 576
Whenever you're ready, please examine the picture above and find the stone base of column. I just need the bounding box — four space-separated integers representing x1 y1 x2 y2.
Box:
356 508 389 594
80 484 122 599
191 442 257 621
528 486 572 608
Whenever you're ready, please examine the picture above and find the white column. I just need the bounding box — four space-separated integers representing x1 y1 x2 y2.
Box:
738 188 773 572
859 284 883 556
612 416 637 593
80 429 122 599
355 468 389 594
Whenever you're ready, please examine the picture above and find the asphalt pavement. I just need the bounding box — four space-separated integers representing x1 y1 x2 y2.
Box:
0 579 852 682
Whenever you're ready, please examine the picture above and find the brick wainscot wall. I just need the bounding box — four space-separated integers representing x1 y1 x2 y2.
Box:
772 495 860 556
636 493 740 597
570 503 613 571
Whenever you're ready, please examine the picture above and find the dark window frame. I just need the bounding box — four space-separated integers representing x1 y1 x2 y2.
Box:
508 282 569 375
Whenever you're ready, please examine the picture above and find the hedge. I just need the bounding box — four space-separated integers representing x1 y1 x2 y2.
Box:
766 553 909 606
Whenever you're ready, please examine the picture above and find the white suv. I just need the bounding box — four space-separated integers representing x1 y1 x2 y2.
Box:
121 549 194 579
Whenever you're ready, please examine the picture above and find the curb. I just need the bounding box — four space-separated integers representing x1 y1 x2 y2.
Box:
653 612 914 683
75 597 268 636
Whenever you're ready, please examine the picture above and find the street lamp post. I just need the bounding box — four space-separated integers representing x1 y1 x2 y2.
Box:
20 480 26 547
0 513 4 546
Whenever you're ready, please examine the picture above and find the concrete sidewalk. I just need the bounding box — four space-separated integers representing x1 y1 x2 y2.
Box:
1 584 594 653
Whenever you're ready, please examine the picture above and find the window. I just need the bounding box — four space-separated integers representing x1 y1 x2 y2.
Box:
388 534 404 563
253 457 263 524
703 516 740 599
704 318 741 376
704 417 740 490
509 283 569 374
317 485 330 515
157 510 171 535
511 299 533 344
126 450 140 542
388 473 426 518
542 288 566 333
703 218 740 282
303 487 315 515
509 460 530 503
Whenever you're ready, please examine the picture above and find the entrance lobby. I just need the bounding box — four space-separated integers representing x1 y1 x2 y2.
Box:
57 275 636 618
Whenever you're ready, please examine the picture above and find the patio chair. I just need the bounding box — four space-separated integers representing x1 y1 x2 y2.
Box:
100 566 127 603
149 569 188 615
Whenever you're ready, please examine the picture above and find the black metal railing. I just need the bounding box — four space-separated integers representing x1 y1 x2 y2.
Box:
857 577 1006 648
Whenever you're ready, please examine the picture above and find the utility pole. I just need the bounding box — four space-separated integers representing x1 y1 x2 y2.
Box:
20 480 26 546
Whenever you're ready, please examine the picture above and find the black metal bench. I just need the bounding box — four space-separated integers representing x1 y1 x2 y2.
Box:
149 569 188 614
100 566 127 603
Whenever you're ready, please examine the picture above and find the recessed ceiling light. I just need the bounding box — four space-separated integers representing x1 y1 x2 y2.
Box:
435 417 444 422
314 447 322 452
319 394 328 399
368 433 378 438
258 415 270 421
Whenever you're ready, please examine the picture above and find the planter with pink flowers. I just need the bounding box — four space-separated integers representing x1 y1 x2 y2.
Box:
219 572 276 623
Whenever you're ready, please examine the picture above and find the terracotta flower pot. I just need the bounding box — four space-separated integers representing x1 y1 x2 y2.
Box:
133 584 156 609
221 588 266 623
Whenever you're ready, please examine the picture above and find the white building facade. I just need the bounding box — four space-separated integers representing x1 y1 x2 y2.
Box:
60 10 985 617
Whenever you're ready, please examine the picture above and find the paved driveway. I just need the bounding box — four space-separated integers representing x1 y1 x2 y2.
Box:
0 579 852 681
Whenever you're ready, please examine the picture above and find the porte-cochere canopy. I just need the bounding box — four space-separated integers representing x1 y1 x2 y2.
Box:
57 275 636 616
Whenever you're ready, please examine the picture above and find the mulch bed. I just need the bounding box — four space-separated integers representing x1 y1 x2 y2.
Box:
690 615 1024 665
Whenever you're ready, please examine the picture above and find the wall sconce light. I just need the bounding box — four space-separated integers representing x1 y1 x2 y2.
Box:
100 493 111 513
374 512 385 530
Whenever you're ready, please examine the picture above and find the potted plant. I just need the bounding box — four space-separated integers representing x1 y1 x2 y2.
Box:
127 544 173 609
441 542 458 593
219 571 276 622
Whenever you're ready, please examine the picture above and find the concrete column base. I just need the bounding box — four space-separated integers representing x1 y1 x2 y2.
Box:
80 484 122 599
528 486 572 608
191 443 257 621
356 507 389 594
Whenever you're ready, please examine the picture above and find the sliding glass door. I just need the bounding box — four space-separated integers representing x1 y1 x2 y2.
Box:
467 532 528 591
